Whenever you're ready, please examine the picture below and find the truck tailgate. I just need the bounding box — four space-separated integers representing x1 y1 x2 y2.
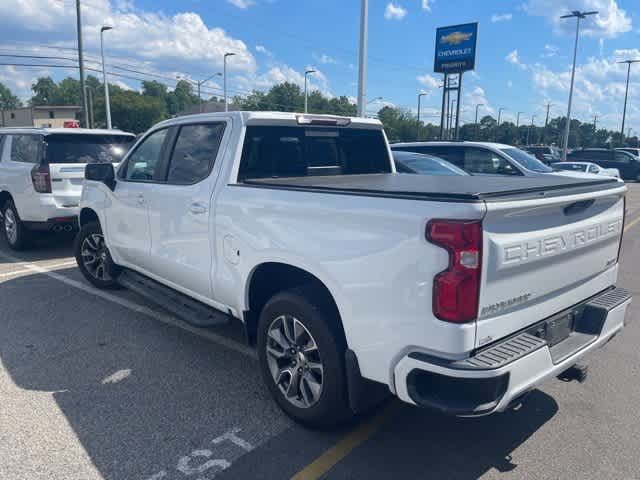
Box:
477 184 626 347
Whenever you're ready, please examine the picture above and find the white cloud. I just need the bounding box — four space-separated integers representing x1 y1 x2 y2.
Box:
465 86 493 114
255 45 272 57
524 0 632 39
505 49 527 69
542 44 559 58
417 74 440 90
226 0 255 9
235 64 332 97
421 0 433 12
313 53 337 65
0 0 257 76
384 3 407 20
491 13 512 22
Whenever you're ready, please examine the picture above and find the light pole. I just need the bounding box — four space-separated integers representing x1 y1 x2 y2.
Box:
543 102 552 144
618 59 640 141
417 92 427 139
223 52 236 112
474 103 484 140
197 72 222 113
516 111 524 144
100 26 113 129
357 0 368 117
84 85 94 128
304 69 316 113
527 115 536 145
497 107 504 127
76 0 89 128
560 10 598 160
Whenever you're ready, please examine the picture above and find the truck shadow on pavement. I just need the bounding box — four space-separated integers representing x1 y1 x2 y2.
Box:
0 268 559 480
0 233 75 264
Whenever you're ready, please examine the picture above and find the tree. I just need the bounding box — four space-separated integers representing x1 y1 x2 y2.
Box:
30 77 58 105
109 90 166 133
142 80 168 100
0 82 21 109
167 80 198 115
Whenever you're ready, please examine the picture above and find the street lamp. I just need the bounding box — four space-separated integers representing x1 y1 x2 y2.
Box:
417 92 427 140
527 115 536 145
516 111 524 144
304 69 316 113
197 72 222 113
474 103 484 140
100 25 113 129
497 107 505 127
560 10 598 160
223 52 236 112
618 59 640 141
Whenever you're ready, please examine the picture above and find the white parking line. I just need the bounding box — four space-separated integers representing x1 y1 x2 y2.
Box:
0 260 77 278
0 251 257 359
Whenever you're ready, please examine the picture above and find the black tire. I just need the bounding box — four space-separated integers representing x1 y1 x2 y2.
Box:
257 285 353 428
2 199 30 251
74 221 121 289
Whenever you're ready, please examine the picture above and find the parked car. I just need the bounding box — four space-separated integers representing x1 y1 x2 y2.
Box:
553 161 620 178
567 148 640 181
524 145 562 165
392 151 468 175
0 127 136 249
391 141 554 176
616 147 640 158
76 112 630 427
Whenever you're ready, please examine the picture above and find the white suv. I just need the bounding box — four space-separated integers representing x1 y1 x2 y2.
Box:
0 128 135 249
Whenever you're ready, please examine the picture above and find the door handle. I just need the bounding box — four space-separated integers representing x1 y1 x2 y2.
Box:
189 202 208 214
135 193 145 205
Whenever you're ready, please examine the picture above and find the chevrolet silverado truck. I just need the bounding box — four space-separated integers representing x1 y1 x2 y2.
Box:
75 112 632 427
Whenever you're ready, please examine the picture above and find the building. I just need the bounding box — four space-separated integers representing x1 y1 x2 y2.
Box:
0 106 82 128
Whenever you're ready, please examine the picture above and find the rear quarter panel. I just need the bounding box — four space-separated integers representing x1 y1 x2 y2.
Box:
213 185 486 385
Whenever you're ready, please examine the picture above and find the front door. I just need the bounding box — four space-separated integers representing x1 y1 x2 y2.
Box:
144 121 228 301
105 128 170 271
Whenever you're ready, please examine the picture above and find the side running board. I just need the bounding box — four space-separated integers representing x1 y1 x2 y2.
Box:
118 269 230 328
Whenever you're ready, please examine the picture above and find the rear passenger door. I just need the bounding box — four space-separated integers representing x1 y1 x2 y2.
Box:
145 121 228 301
612 151 635 179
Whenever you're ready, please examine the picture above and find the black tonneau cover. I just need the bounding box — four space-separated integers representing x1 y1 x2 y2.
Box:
243 173 621 203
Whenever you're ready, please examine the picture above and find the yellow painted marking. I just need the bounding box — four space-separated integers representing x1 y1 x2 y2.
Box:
291 402 399 480
624 215 640 233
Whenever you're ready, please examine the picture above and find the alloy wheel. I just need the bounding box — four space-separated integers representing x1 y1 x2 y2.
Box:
4 208 17 245
80 234 111 281
265 315 324 409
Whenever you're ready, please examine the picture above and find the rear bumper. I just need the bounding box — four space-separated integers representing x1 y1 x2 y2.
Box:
23 217 78 232
393 287 632 416
17 194 80 223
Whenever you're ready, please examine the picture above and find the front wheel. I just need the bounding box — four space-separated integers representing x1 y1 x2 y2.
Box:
257 286 352 428
74 222 120 289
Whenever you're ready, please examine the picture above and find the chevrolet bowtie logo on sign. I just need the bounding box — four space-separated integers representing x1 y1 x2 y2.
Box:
434 22 478 74
440 31 473 46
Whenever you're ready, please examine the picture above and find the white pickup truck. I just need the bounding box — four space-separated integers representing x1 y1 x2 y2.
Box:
76 112 631 427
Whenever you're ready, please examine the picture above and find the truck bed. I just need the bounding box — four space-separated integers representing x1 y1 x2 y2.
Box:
244 173 620 203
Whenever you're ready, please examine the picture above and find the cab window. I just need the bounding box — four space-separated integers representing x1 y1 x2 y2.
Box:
121 129 169 182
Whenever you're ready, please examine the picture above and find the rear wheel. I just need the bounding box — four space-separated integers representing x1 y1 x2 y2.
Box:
257 286 352 428
75 222 120 289
2 200 29 250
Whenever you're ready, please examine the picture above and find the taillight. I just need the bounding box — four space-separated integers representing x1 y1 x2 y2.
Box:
31 164 52 193
426 219 482 323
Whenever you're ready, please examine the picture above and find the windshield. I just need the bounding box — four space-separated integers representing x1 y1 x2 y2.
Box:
45 134 135 164
238 126 391 180
395 153 467 176
554 163 587 172
500 147 553 173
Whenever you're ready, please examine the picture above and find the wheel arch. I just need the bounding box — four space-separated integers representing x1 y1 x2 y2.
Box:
244 262 347 347
0 190 13 210
79 207 100 228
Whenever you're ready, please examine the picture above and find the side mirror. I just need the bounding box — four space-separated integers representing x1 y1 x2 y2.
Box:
85 163 116 191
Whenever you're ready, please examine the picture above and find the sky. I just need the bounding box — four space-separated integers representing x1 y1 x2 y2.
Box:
0 0 638 133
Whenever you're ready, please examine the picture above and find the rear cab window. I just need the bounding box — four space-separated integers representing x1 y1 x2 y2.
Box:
238 126 391 181
44 133 135 165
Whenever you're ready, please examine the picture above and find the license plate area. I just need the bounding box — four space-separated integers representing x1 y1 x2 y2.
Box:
528 309 580 347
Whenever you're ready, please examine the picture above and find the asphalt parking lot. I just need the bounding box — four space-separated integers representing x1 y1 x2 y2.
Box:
1 184 640 480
